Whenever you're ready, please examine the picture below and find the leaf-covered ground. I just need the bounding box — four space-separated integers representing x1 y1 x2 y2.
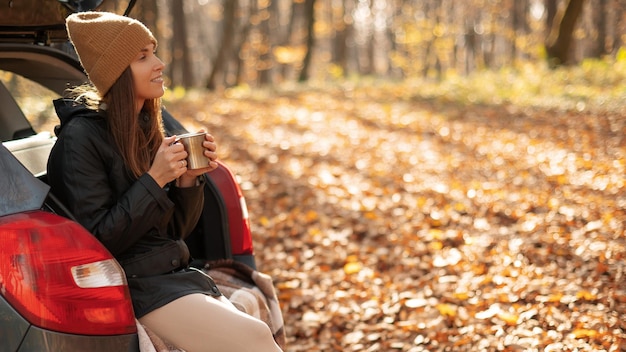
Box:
165 78 626 351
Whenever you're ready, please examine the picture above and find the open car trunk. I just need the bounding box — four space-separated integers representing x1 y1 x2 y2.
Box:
0 0 136 44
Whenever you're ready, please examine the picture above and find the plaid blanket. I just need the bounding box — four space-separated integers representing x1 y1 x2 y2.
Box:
136 260 286 351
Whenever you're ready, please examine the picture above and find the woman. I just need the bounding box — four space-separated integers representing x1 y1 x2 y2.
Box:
47 11 282 352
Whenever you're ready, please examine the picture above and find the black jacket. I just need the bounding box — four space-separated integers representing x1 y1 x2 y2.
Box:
47 99 222 318
47 99 203 277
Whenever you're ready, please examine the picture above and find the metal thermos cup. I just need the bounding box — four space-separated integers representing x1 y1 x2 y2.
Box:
177 132 207 169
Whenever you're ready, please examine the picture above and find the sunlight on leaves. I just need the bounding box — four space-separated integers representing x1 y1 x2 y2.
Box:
163 71 626 351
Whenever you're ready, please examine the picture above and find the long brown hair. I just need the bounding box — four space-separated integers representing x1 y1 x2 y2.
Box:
104 67 164 178
66 68 164 179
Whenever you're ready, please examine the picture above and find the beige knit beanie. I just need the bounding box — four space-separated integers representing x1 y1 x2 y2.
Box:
66 11 157 96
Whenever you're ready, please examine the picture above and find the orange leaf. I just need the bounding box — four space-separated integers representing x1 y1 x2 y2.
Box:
436 303 457 317
548 293 563 303
305 210 318 222
572 329 598 339
576 290 596 301
453 292 470 301
497 311 519 326
344 262 362 275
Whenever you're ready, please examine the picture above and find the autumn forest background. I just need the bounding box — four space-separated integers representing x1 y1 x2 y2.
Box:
18 0 626 350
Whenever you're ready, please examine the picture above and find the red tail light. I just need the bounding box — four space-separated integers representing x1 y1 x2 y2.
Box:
0 211 136 336
210 161 254 256
234 194 253 255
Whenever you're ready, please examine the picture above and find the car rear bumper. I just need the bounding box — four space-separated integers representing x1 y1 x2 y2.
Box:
0 295 139 352
17 327 139 352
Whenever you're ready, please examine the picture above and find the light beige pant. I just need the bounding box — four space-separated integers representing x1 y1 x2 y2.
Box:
139 294 283 352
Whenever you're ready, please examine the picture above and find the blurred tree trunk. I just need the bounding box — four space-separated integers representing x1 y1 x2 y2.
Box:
387 1 403 78
545 0 558 32
360 0 375 75
464 18 477 74
590 0 608 58
206 0 237 90
331 0 348 78
343 0 358 77
545 0 585 66
298 0 316 82
383 6 397 77
276 1 296 80
258 1 278 86
169 1 193 87
132 0 158 37
613 0 626 53
512 0 529 61
421 1 435 77
483 9 496 68
234 3 254 87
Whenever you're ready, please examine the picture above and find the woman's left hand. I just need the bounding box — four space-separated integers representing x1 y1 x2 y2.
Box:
177 130 218 187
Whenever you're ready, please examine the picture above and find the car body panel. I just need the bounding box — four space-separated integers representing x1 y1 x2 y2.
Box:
0 144 49 217
0 295 138 352
0 295 30 352
18 327 139 352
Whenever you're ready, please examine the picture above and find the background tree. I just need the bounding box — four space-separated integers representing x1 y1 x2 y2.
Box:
99 0 624 88
169 1 193 87
589 0 609 58
298 0 316 82
206 0 237 90
545 0 585 66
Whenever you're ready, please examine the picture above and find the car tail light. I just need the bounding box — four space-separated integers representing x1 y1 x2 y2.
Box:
210 161 254 256
234 194 253 255
0 211 136 336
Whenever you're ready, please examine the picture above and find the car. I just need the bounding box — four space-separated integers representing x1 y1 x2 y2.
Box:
0 1 257 350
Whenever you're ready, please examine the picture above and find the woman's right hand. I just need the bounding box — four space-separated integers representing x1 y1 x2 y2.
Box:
147 136 188 188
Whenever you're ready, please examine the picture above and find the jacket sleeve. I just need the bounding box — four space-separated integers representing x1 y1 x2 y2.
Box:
48 118 185 255
167 178 205 240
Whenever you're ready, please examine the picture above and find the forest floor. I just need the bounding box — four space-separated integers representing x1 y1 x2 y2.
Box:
165 76 626 351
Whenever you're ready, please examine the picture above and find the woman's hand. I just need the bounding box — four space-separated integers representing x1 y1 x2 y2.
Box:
148 136 189 188
177 130 219 187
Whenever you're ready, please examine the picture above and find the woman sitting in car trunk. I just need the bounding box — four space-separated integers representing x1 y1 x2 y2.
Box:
46 11 282 352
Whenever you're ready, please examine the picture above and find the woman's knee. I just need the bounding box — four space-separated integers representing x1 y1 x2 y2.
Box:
139 294 281 351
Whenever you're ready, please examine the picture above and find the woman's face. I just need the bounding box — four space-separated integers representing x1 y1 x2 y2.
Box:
130 43 165 110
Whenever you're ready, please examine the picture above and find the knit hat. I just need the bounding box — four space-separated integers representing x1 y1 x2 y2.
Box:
65 11 157 96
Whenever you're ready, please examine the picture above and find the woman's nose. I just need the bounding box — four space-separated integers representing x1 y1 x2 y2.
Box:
154 56 165 71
